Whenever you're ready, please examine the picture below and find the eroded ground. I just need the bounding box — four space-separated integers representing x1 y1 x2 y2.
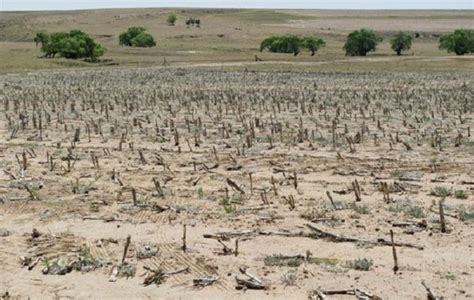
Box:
0 69 473 299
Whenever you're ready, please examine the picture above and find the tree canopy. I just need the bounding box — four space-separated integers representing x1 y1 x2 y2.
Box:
260 35 325 56
343 29 383 56
34 30 105 61
439 29 474 56
390 32 413 55
119 27 156 48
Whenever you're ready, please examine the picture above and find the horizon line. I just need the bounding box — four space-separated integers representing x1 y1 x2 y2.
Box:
2 6 474 12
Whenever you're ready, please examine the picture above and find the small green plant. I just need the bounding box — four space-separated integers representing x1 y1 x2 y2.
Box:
430 186 452 198
351 204 370 214
264 255 304 267
307 257 339 266
454 190 468 199
346 258 373 271
387 201 425 218
404 205 426 218
299 207 326 220
143 268 166 286
281 270 298 286
458 208 474 221
437 271 456 281
197 187 204 199
219 198 236 214
74 247 102 272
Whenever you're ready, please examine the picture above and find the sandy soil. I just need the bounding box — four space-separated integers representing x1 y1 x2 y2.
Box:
0 68 473 299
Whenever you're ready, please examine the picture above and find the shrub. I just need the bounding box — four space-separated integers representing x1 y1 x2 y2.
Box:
430 186 452 198
390 31 413 55
343 29 383 56
167 14 177 26
119 27 156 48
34 30 105 61
439 29 474 55
130 32 156 48
454 190 468 199
346 258 373 271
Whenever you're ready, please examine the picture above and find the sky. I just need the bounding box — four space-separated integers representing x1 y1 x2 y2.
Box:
1 0 473 11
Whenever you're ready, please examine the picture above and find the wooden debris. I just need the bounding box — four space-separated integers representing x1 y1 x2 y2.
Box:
235 266 267 290
194 275 220 287
309 288 381 299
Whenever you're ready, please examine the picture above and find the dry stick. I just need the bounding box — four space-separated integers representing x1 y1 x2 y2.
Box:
226 178 245 194
306 224 423 250
22 151 27 171
439 198 447 233
186 139 193 152
24 184 39 201
353 179 361 202
182 224 187 252
217 239 233 254
131 188 137 206
293 170 298 189
152 177 164 197
212 145 219 162
271 176 278 196
121 235 131 264
249 173 253 194
234 239 239 257
390 230 399 274
326 191 339 210
421 281 442 300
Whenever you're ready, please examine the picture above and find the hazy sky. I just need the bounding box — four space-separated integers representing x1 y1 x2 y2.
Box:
1 0 473 11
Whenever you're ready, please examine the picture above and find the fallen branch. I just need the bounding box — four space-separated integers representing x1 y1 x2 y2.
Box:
421 281 443 300
235 266 267 290
193 275 219 287
310 288 381 299
226 178 245 194
306 224 424 250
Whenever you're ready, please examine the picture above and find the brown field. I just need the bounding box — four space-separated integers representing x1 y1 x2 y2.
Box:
0 8 473 300
0 9 473 72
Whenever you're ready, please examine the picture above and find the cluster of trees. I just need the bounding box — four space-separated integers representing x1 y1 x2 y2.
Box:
261 28 473 57
34 30 105 61
119 27 156 48
260 35 326 56
185 17 201 28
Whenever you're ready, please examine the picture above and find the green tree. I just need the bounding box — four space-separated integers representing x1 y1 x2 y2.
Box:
439 29 474 56
167 14 177 26
130 31 156 47
390 32 413 56
343 29 383 56
34 32 49 48
302 36 326 56
119 27 155 47
34 30 105 61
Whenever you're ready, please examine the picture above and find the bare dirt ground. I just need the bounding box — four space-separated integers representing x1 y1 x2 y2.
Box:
0 68 473 299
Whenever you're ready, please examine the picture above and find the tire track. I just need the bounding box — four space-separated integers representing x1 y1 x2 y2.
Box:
161 243 234 293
